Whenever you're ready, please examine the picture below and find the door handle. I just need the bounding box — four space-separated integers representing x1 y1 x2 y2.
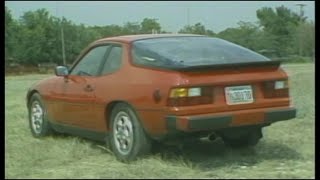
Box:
83 84 94 92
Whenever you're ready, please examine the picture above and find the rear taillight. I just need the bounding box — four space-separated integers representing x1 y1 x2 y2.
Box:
167 86 213 106
264 80 289 98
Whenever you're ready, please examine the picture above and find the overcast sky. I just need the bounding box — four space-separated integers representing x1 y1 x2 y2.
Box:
5 1 315 33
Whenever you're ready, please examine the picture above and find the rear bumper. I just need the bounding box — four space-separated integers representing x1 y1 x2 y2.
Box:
166 107 296 132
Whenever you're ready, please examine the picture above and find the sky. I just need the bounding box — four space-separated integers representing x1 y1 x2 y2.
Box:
5 1 315 33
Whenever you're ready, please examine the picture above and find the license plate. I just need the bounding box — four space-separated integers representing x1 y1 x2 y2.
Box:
225 85 254 105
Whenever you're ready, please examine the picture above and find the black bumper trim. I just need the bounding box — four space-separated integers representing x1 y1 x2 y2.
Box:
188 115 232 130
166 115 178 132
265 108 297 123
166 107 296 131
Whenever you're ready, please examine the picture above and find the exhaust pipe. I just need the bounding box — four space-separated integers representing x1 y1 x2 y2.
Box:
208 133 217 141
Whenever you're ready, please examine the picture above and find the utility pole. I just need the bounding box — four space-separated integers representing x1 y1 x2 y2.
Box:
61 25 66 66
56 1 66 66
187 8 190 27
296 3 306 17
295 3 306 57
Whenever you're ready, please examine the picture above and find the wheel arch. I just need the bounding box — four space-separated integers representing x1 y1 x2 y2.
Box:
104 100 149 134
26 89 40 107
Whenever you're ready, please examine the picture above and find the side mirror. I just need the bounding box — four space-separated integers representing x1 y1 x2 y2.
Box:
55 66 69 77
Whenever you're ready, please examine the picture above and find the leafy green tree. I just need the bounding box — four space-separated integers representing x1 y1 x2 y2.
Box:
122 22 141 35
140 18 161 33
292 20 315 57
179 23 205 34
5 5 314 67
5 6 14 63
5 6 22 65
256 5 305 56
218 21 260 50
206 29 215 37
18 9 60 65
104 25 124 37
179 23 215 36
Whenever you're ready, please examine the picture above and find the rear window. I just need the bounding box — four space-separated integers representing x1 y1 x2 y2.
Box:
132 36 270 69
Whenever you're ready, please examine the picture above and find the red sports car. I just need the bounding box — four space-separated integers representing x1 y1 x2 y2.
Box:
26 34 296 161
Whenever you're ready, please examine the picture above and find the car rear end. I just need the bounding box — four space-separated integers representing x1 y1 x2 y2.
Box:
131 36 296 140
165 63 296 134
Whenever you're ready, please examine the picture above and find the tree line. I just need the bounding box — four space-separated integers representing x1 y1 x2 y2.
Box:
5 5 314 67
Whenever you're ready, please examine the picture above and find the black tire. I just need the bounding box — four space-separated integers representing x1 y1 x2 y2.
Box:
28 93 52 137
108 103 151 162
221 127 263 148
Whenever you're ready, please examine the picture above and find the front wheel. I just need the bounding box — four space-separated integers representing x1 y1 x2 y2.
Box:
108 103 151 162
28 93 52 137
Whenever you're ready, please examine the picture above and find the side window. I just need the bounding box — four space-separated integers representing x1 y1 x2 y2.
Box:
100 46 123 75
70 45 109 76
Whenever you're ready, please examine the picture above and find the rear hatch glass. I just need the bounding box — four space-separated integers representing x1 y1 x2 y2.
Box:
132 36 271 70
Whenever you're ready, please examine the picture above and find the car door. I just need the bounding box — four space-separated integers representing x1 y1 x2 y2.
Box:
88 44 124 131
53 45 111 128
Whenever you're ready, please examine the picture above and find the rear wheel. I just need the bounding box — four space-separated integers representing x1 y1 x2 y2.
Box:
108 103 151 162
220 127 263 148
28 93 52 137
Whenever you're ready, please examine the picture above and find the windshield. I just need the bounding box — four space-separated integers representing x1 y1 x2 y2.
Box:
132 36 270 69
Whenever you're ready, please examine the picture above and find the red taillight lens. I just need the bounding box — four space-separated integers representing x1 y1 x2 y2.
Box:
264 80 289 98
167 86 213 106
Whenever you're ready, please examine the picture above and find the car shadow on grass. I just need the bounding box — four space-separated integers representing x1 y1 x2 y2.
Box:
151 138 303 170
52 133 302 170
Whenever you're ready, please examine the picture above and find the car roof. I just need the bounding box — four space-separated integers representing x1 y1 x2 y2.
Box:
95 34 206 44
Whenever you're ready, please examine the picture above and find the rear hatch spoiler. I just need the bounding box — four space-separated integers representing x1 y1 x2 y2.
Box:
170 60 281 72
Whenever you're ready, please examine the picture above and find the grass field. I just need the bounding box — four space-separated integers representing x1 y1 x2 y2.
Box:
5 63 315 179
